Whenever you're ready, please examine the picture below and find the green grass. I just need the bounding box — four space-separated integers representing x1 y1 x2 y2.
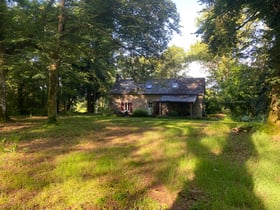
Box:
0 115 279 209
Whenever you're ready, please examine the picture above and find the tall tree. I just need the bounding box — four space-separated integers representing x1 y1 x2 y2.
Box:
46 0 180 118
187 38 269 118
0 0 179 121
0 57 7 122
117 45 187 81
114 0 180 81
0 0 8 121
47 0 65 123
197 0 280 123
156 45 188 78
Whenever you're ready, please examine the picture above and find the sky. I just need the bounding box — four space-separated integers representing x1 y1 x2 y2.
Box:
170 0 202 50
169 0 207 77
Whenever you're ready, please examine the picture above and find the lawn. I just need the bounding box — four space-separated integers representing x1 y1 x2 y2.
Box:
0 115 279 209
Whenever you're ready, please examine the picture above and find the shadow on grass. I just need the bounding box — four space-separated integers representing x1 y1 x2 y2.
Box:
0 116 174 208
170 125 265 209
0 116 266 209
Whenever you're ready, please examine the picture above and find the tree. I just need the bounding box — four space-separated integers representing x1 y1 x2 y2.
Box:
0 0 9 121
47 0 65 123
197 0 280 123
0 0 180 121
187 39 269 118
45 0 180 121
114 0 180 81
118 45 187 81
155 45 188 79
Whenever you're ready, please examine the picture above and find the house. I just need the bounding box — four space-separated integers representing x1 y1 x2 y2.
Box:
110 77 205 118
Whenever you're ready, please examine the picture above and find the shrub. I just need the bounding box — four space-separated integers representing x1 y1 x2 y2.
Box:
168 110 178 116
131 109 148 117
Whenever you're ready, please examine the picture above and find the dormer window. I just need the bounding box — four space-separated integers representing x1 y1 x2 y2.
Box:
146 84 152 89
172 82 179 88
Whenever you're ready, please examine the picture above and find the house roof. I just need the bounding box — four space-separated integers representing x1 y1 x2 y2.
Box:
110 78 205 95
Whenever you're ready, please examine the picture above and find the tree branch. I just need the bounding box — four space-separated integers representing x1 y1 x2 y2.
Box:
235 10 259 31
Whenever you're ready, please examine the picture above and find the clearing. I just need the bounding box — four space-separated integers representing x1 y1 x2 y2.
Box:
0 116 279 209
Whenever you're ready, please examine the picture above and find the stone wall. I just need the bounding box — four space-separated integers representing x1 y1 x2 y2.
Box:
110 94 204 118
192 95 204 118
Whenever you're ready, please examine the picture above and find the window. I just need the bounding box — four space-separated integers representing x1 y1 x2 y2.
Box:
148 102 153 108
121 102 133 113
171 82 179 88
146 84 152 89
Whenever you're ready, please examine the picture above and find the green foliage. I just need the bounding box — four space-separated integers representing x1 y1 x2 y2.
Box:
0 135 20 153
131 109 149 117
219 63 269 119
186 41 212 63
155 45 188 79
204 89 223 114
197 0 280 123
188 14 271 118
168 110 178 116
119 45 188 81
0 0 180 120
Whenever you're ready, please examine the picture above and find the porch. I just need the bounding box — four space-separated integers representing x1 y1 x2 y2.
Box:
152 95 198 117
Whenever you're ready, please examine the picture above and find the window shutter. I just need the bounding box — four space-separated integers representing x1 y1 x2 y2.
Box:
121 102 124 111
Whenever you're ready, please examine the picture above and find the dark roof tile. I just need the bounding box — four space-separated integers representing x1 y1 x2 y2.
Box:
110 78 205 95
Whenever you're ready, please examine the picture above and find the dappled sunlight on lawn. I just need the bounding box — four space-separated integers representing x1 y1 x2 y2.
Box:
171 122 266 210
1 116 279 209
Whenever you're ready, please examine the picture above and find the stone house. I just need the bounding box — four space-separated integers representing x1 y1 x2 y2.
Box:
110 77 205 118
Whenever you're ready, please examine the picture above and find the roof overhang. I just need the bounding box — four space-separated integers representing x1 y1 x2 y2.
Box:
159 95 197 103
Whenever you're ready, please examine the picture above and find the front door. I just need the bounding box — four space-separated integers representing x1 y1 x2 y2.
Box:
153 102 160 115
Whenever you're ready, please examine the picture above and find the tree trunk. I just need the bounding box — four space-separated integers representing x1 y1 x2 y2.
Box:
47 0 65 123
0 65 8 122
48 64 58 123
268 33 280 124
0 43 8 122
17 82 25 114
268 84 280 124
0 1 9 122
86 89 95 113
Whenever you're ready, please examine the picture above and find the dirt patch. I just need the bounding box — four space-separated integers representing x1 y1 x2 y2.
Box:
148 184 178 208
0 122 34 132
272 134 280 142
207 114 227 120
170 186 210 210
0 116 46 132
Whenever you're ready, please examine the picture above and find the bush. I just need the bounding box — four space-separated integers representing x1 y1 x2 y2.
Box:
168 110 178 116
131 109 148 117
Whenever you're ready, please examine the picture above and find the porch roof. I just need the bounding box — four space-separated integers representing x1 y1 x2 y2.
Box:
159 95 197 103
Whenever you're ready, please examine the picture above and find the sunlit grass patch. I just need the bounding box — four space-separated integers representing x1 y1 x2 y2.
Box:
249 131 280 209
1 115 279 209
200 136 227 155
54 152 96 180
29 179 104 209
202 121 233 136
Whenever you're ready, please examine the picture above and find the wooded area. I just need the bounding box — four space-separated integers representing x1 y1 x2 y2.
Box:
194 0 280 123
1 1 280 208
0 0 180 123
0 0 280 124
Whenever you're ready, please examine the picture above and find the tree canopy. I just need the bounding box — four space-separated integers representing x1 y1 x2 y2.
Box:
0 0 180 122
195 0 280 122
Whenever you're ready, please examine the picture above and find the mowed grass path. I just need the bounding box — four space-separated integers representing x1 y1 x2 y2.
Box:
0 116 279 209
